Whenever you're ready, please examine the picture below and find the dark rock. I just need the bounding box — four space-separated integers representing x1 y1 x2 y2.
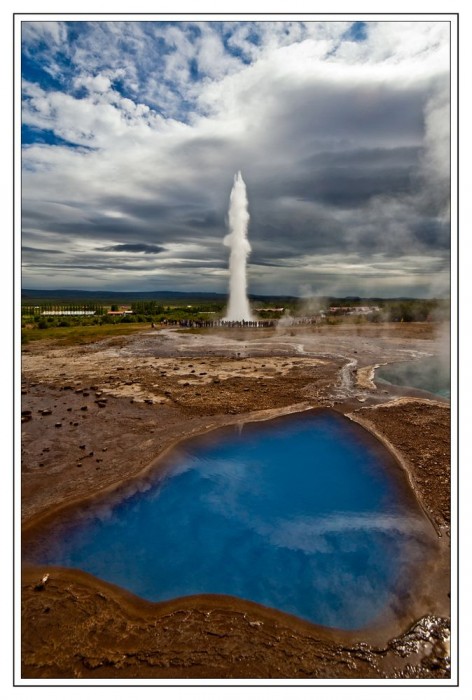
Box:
55 423 62 428
34 573 49 591
79 445 86 449
41 409 52 416
80 406 88 411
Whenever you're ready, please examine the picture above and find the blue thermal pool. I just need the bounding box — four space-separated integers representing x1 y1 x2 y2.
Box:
375 356 450 399
24 410 436 630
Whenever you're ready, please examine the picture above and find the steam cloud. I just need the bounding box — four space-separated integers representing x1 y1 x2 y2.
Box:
223 171 253 321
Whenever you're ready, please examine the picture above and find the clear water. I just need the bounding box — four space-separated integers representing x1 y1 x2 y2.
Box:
25 411 434 630
375 356 450 398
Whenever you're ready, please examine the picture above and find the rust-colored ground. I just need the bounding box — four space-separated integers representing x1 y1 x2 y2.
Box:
21 322 451 680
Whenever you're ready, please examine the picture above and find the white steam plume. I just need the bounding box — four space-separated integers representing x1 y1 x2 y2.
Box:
223 171 253 321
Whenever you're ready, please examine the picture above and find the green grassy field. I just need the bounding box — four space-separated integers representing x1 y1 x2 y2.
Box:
21 322 154 347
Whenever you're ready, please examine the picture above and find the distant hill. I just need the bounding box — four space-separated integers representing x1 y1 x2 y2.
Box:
21 289 446 304
21 289 300 304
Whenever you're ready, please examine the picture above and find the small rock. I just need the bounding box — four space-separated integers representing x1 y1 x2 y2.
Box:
55 423 62 428
41 409 52 416
80 406 88 411
83 392 90 397
79 444 86 449
76 463 82 467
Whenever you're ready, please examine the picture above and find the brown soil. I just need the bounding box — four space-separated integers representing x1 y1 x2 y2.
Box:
20 322 452 680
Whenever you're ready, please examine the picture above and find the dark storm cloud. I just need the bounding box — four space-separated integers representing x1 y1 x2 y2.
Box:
265 81 426 151
100 243 166 254
22 246 63 255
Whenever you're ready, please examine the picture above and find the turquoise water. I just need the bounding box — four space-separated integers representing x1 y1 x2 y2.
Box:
25 411 434 630
375 356 450 398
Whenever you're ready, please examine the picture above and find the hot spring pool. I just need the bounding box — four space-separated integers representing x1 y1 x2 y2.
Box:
375 356 450 399
24 410 436 630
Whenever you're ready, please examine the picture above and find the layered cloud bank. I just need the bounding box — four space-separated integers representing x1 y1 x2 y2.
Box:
21 19 451 296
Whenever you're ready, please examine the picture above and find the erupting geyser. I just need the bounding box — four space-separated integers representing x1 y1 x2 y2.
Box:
223 171 253 321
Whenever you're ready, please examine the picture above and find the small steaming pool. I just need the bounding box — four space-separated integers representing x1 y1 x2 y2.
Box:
375 356 450 399
24 411 436 630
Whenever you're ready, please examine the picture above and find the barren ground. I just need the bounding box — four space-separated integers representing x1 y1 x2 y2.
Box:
21 322 451 680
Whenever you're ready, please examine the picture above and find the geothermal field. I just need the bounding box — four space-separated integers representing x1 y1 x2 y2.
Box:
21 317 451 680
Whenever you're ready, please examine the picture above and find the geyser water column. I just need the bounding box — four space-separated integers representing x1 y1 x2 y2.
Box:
223 171 253 321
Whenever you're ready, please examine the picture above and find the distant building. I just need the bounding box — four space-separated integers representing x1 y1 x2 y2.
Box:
41 310 96 316
257 308 285 312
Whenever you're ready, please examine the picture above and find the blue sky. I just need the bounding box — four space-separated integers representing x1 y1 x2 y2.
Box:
21 19 451 296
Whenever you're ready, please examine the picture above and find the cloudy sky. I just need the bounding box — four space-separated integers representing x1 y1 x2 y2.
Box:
21 18 451 297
